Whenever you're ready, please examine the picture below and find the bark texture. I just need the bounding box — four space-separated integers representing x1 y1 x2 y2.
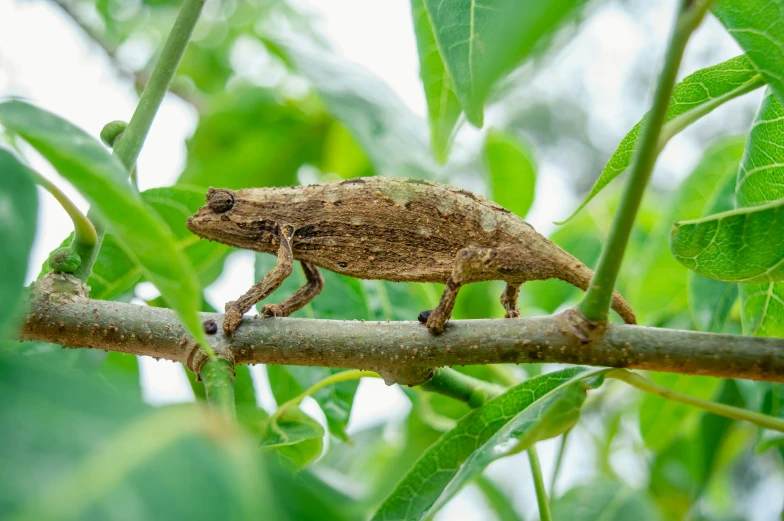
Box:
19 274 784 385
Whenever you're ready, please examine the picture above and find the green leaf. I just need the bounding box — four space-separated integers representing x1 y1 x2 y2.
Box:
0 100 211 351
0 348 271 521
273 35 437 179
688 272 739 333
100 352 142 400
648 380 746 520
633 138 745 324
687 168 739 332
639 373 722 452
0 347 358 521
362 279 436 322
562 56 762 222
410 0 462 163
551 479 662 521
756 433 784 453
256 255 367 439
670 198 784 283
713 0 784 104
142 186 232 287
483 130 536 219
422 0 585 127
42 186 232 299
178 88 330 189
736 89 784 207
320 122 374 179
260 406 325 470
734 89 784 336
0 149 37 338
267 366 359 442
371 367 607 521
234 365 257 407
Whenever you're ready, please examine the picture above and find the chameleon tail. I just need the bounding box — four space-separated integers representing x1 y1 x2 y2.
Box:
555 255 637 325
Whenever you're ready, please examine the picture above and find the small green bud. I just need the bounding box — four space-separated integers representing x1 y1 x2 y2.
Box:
100 120 128 148
49 247 81 273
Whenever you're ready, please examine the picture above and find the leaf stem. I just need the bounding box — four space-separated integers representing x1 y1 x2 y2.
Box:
528 445 552 521
73 0 206 282
577 0 714 322
274 370 378 419
607 369 784 432
420 367 505 407
112 0 205 170
298 369 378 403
658 74 764 147
201 358 236 421
27 169 96 248
549 428 571 494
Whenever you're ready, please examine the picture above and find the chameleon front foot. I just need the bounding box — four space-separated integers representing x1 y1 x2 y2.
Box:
424 309 448 335
223 301 244 337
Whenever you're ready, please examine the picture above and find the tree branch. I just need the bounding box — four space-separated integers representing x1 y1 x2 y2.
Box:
19 275 784 386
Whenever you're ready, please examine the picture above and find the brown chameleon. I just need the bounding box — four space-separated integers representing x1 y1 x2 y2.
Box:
186 176 636 336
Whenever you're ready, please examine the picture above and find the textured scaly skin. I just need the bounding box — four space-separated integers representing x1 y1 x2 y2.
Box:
187 177 636 335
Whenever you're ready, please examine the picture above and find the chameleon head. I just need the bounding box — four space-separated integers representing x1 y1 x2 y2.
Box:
187 187 281 253
186 187 236 241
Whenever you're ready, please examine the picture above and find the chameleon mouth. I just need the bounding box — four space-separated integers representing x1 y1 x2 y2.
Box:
185 208 218 239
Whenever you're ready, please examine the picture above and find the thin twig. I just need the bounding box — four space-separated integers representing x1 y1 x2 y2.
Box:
578 0 715 322
608 369 784 432
549 428 571 495
528 445 552 521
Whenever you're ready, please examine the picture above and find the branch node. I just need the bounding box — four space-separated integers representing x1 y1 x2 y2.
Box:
562 308 605 344
188 343 234 376
33 272 90 305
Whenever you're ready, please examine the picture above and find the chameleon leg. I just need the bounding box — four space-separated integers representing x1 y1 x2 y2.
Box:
260 262 324 317
500 282 521 318
223 224 295 336
426 246 550 334
426 247 499 334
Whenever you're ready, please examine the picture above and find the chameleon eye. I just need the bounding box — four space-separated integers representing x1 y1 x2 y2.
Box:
208 189 234 213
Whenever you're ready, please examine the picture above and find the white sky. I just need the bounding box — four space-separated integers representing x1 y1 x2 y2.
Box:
1 1 780 519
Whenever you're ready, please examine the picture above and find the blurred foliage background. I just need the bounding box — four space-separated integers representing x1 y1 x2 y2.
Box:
1 0 783 520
